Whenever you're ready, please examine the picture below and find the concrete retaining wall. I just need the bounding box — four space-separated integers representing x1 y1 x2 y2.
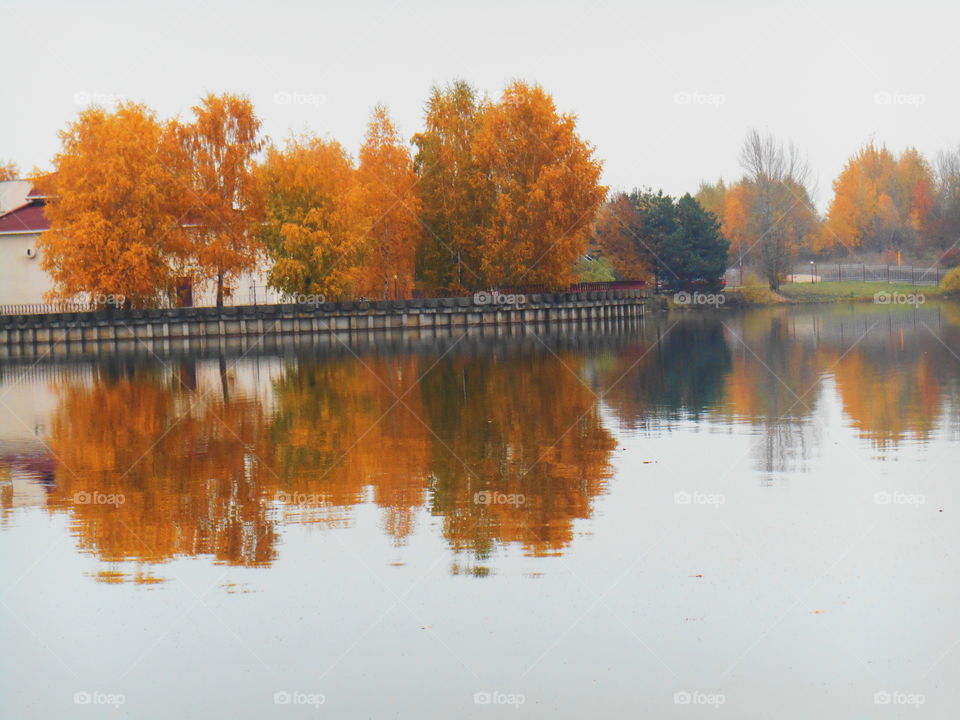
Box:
0 290 645 360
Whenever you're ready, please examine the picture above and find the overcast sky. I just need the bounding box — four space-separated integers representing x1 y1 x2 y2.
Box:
3 0 958 210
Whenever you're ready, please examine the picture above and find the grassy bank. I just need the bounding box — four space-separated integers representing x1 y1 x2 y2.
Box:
721 281 943 306
778 281 941 302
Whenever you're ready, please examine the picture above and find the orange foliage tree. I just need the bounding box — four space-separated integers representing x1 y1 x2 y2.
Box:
179 93 265 306
822 142 934 255
256 135 369 300
356 105 421 300
0 160 18 181
412 80 485 295
590 192 647 279
472 81 606 288
37 103 187 307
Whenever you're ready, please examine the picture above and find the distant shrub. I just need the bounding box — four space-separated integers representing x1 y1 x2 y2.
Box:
940 248 960 269
941 267 960 294
743 270 765 286
725 285 784 305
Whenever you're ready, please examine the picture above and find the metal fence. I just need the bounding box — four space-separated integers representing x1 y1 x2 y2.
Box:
724 264 944 288
796 263 942 286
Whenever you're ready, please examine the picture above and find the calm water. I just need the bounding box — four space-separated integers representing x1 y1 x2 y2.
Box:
2 304 959 718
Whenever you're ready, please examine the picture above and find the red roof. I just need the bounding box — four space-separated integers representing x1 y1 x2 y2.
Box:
0 201 50 234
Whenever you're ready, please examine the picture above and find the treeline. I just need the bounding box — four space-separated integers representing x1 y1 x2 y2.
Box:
16 93 960 302
30 81 604 307
696 132 960 287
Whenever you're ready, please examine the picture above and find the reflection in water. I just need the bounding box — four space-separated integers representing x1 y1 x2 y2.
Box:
1 304 958 578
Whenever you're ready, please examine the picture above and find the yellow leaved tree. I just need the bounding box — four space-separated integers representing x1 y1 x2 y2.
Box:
179 93 265 307
37 103 187 307
472 81 606 289
256 135 369 300
356 105 421 300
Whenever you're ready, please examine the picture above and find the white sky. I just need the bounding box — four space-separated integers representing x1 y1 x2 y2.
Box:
3 0 958 210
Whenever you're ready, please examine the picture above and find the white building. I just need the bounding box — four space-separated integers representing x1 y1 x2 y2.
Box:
0 181 53 310
0 179 278 311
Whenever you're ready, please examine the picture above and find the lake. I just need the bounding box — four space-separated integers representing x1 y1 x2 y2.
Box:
2 303 959 718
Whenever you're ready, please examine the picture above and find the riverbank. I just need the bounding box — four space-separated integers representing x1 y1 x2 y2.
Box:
0 289 646 358
721 281 946 307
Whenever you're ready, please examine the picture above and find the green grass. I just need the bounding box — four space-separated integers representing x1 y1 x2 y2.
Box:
778 281 941 302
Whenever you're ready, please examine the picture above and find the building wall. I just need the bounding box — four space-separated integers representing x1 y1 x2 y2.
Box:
0 231 50 307
0 181 30 214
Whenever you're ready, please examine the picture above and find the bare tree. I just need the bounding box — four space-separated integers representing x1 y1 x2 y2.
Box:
739 129 817 290
935 147 960 253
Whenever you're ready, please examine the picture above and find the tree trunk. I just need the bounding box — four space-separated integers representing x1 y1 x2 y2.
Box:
216 271 224 308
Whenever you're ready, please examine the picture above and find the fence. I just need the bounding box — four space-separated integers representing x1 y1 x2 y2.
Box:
0 302 96 316
724 264 943 288
796 263 942 286
413 280 647 299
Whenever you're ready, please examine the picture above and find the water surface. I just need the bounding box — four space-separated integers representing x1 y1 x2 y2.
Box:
2 304 959 717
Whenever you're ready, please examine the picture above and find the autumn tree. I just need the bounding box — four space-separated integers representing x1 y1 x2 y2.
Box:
738 129 818 290
590 192 647 279
412 80 484 294
822 142 934 257
356 105 421 300
0 160 18 181
472 81 606 289
695 179 726 221
38 103 187 307
179 93 265 307
256 135 368 300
